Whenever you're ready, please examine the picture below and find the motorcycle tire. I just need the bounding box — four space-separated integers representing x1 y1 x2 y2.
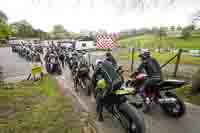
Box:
118 102 146 133
57 65 62 75
160 92 186 118
83 78 91 96
45 63 49 73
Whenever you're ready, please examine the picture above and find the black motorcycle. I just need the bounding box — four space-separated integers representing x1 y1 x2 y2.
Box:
94 78 145 133
46 55 62 75
126 72 186 118
74 64 92 96
11 46 17 52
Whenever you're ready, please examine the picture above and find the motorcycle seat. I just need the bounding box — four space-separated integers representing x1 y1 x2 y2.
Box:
157 79 186 88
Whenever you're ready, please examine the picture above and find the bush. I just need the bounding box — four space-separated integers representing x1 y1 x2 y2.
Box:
192 68 200 93
182 29 192 40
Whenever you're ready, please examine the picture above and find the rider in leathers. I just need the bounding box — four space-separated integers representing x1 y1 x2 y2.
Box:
92 59 122 122
105 52 117 68
136 49 162 108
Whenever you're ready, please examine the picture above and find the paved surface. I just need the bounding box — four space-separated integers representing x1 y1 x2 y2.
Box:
0 47 31 82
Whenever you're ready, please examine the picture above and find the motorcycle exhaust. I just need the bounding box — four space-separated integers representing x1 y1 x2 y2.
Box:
158 98 177 104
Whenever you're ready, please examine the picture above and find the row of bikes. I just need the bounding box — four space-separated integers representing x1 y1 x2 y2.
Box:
11 45 41 62
12 44 187 133
64 48 187 133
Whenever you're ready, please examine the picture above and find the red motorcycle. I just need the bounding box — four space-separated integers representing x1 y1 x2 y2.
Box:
126 72 186 118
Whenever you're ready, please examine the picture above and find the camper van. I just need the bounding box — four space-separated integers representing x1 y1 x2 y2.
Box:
75 41 96 50
189 50 200 57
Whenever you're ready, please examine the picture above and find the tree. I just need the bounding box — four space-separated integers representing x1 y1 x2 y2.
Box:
11 20 34 38
192 68 200 93
170 26 175 31
155 27 167 53
52 25 68 39
177 25 182 31
0 23 11 39
181 25 194 40
33 29 49 40
158 27 167 39
0 11 11 39
0 10 8 23
152 27 159 33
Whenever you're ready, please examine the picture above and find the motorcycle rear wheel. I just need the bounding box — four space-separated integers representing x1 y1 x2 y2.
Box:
160 92 186 118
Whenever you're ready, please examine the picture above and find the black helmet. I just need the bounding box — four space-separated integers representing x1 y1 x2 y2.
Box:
139 49 150 59
106 52 111 57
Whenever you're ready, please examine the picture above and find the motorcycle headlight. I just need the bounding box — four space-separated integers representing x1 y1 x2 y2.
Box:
97 79 107 89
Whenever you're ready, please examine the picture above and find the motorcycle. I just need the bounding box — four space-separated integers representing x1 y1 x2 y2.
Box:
11 46 17 52
94 77 145 133
74 64 92 96
46 55 62 75
126 72 186 118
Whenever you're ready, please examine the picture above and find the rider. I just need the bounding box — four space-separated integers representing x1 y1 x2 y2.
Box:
136 49 162 106
59 50 65 68
105 52 117 67
92 59 122 122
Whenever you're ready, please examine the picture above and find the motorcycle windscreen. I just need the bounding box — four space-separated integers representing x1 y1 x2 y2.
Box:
100 61 120 82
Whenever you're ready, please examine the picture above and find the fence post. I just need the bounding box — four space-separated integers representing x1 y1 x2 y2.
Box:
173 49 182 77
131 48 135 72
88 53 91 65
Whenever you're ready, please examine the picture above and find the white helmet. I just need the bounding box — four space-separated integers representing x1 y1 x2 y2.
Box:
95 59 103 66
139 49 150 59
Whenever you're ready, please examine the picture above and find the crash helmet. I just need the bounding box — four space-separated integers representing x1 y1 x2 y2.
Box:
139 49 150 59
106 52 112 57
95 59 103 66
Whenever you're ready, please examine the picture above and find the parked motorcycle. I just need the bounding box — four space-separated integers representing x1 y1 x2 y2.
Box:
126 72 186 118
94 77 145 133
11 46 17 52
46 54 62 75
74 64 92 96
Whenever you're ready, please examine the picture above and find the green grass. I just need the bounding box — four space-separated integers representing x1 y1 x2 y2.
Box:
115 51 200 65
176 85 200 105
0 77 95 133
0 44 9 48
33 76 57 96
118 34 200 49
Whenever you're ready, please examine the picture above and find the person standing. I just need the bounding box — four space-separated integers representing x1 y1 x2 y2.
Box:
59 51 65 68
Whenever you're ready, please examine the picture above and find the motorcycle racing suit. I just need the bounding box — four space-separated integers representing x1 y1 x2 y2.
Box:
137 57 162 103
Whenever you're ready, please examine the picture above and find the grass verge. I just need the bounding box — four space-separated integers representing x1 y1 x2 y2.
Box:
176 85 200 106
115 51 200 65
0 76 96 133
0 44 9 48
118 34 200 49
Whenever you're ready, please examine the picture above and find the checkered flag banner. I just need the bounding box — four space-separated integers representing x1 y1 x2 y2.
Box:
96 33 118 49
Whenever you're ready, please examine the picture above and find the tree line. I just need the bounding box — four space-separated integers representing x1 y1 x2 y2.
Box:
0 10 85 41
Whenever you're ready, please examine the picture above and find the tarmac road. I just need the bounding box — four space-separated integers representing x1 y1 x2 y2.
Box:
0 47 31 82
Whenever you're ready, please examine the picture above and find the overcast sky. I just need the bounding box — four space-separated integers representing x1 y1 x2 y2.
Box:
0 0 200 32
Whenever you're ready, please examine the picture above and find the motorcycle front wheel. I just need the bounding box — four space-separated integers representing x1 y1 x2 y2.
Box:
118 102 145 133
160 92 186 118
